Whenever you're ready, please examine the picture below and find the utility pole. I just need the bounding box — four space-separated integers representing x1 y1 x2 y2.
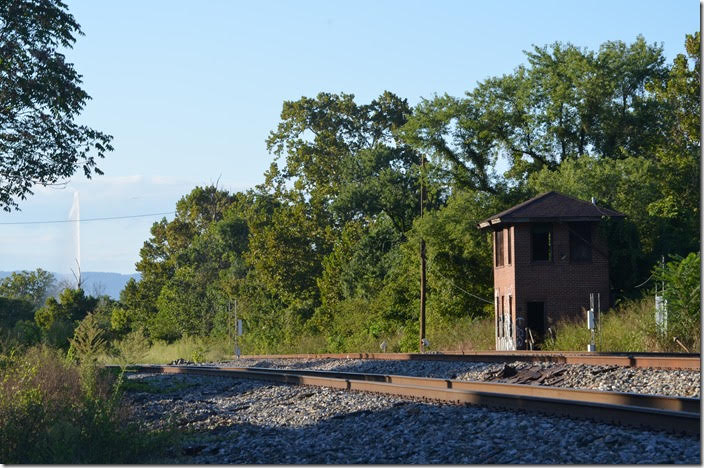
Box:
419 154 427 352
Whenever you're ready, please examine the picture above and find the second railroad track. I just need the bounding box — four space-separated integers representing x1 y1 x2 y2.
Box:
121 364 700 436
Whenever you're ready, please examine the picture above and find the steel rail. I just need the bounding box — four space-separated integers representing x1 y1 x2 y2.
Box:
216 366 700 414
122 365 700 436
232 352 701 370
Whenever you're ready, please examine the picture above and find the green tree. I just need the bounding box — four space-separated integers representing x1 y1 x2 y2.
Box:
312 216 406 345
0 297 34 329
415 189 502 320
0 0 113 211
34 288 97 348
644 32 700 251
653 252 700 351
125 185 237 337
266 91 423 233
0 269 55 309
401 36 668 188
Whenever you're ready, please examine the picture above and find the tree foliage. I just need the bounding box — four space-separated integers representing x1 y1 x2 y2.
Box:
652 252 700 351
0 269 55 309
113 32 699 353
0 0 113 210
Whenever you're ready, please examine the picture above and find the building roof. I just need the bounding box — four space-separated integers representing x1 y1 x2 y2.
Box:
477 191 625 230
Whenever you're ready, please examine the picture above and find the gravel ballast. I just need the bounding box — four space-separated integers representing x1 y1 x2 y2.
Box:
218 357 701 398
125 364 701 464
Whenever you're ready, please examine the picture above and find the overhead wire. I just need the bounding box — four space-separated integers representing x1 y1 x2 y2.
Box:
426 259 493 304
0 211 175 225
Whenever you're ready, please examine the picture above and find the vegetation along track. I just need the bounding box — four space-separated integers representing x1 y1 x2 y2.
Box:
121 364 700 436
233 352 701 370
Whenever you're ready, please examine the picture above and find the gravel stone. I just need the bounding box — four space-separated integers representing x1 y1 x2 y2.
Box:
124 368 700 464
213 357 700 397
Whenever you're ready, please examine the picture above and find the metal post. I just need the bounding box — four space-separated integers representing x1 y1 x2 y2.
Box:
234 299 240 359
587 293 596 352
419 155 427 353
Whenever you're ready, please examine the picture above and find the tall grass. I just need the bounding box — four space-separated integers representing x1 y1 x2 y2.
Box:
102 295 695 360
541 296 697 352
427 315 495 352
106 334 234 364
0 345 174 463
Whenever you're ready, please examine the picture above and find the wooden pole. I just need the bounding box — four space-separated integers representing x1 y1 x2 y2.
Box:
420 155 427 352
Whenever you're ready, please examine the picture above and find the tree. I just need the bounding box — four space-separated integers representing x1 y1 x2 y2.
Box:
0 296 33 329
34 288 96 332
527 33 701 292
652 252 700 351
34 287 98 348
401 36 668 188
0 0 113 211
0 269 55 309
644 32 700 249
266 91 423 233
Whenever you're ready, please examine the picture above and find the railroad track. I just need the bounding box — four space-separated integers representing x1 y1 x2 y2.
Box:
122 364 700 436
233 351 700 370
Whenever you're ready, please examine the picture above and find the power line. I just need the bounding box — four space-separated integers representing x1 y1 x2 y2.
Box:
0 211 175 225
427 260 493 304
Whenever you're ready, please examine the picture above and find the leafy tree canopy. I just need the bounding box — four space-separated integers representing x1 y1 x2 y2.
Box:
0 0 113 210
0 268 55 309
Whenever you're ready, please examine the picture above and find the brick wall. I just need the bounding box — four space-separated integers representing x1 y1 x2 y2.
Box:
493 226 516 349
493 221 610 349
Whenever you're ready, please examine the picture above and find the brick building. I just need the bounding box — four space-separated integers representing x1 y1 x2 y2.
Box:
478 191 625 350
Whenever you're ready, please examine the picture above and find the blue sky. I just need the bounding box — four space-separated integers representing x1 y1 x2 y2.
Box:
0 0 698 275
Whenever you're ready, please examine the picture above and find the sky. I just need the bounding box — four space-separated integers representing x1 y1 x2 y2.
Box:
0 0 698 275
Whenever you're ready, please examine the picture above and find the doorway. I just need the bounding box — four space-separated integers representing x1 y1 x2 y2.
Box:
526 302 545 348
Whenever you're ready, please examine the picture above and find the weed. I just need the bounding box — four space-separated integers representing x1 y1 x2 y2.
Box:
0 345 175 463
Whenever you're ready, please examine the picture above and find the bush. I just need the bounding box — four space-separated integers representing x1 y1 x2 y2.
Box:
541 296 687 352
113 328 151 365
0 297 34 330
653 252 700 351
12 320 41 346
0 345 174 463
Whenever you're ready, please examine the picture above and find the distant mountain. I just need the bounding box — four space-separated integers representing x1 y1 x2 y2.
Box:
0 271 141 300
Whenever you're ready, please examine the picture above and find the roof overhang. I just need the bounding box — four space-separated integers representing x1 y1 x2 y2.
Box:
477 216 611 230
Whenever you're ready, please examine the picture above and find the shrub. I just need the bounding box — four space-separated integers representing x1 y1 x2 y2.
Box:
113 328 151 365
0 345 174 463
541 296 685 352
652 252 701 351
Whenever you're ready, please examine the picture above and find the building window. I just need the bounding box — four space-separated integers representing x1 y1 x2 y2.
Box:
531 223 552 262
507 228 512 264
569 222 592 262
495 230 504 267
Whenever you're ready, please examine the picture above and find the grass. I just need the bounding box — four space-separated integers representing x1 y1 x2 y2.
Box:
0 345 176 463
105 333 234 365
541 296 698 352
100 294 696 361
427 315 495 352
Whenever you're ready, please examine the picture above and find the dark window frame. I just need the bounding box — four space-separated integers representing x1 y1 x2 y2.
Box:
530 223 553 263
495 229 504 267
569 222 592 263
507 227 512 265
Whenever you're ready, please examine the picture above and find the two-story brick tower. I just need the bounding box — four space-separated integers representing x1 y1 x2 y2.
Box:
478 191 625 350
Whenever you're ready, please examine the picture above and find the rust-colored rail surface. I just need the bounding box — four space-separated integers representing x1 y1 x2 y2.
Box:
123 365 700 436
232 351 701 370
